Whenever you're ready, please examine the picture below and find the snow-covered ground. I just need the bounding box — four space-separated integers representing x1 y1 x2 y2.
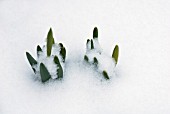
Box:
0 0 170 113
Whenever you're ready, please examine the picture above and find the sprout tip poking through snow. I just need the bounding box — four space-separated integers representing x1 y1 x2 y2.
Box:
26 28 66 83
84 27 119 80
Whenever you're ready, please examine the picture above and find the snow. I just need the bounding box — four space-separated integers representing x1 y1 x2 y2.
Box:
33 44 65 79
0 0 170 114
85 38 116 78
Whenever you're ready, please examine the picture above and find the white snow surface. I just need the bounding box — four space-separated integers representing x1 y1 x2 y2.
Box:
0 0 170 114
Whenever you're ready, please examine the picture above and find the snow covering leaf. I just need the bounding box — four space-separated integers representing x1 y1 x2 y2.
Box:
86 39 90 50
26 52 37 73
93 27 98 39
102 70 109 80
36 45 42 57
91 39 94 49
59 43 66 62
112 45 119 64
60 47 66 62
86 39 90 45
47 28 55 56
54 56 63 79
93 57 98 66
40 63 51 82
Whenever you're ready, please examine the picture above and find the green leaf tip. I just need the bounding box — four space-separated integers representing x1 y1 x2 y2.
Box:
47 28 55 56
112 45 119 64
91 39 94 49
102 70 109 80
37 45 42 57
93 57 98 65
59 43 63 48
84 55 89 62
26 52 37 73
59 43 66 62
93 27 98 39
54 56 60 64
40 63 51 82
60 47 66 62
86 39 90 45
54 56 63 79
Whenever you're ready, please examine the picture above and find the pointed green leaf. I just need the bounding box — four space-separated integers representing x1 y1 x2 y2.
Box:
102 70 109 80
54 55 60 64
86 39 90 50
40 63 51 82
112 45 119 64
86 39 90 45
93 57 98 66
60 47 66 62
93 27 98 39
37 45 42 57
59 43 66 62
91 39 94 49
84 55 89 62
47 28 55 56
54 56 63 79
26 52 37 73
59 43 63 47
